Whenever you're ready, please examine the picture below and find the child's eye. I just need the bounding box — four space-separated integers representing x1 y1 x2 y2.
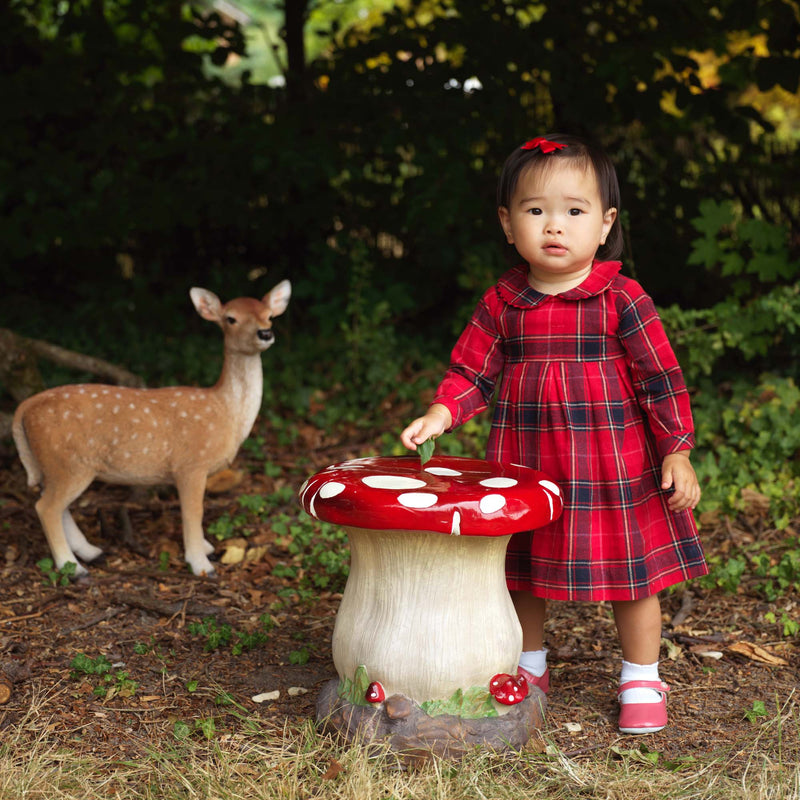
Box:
568 208 583 216
527 208 542 215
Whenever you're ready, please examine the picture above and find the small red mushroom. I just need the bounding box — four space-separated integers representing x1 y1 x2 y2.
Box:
365 681 385 703
299 455 563 535
489 673 528 706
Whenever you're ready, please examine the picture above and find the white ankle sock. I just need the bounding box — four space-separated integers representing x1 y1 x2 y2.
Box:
619 660 662 704
519 649 548 677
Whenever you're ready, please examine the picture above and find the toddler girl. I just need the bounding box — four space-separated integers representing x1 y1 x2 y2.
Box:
400 134 707 734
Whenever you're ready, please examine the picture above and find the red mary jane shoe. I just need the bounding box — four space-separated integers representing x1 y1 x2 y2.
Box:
618 680 670 734
517 665 550 694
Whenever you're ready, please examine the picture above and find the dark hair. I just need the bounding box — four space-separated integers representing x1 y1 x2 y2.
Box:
497 133 623 261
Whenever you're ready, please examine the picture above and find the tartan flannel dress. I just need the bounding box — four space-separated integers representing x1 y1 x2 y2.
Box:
433 260 708 601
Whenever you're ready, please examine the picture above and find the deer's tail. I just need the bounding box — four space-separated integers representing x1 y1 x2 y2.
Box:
12 405 42 488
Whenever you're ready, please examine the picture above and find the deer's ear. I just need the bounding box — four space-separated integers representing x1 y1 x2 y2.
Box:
190 288 223 322
265 280 291 317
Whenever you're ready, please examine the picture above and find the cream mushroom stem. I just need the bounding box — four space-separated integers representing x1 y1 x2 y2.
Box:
333 527 521 708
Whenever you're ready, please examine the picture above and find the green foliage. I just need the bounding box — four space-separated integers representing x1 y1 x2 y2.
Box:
417 437 435 465
70 653 138 699
744 700 768 723
661 203 800 383
187 614 274 655
36 558 76 587
421 686 498 719
692 376 800 527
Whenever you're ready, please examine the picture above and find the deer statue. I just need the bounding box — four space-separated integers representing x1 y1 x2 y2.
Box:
12 280 291 578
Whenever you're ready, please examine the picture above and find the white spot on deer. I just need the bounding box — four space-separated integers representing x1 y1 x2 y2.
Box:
179 411 187 418
91 393 98 399
63 410 70 420
143 447 150 455
113 405 120 414
124 452 131 459
129 403 136 410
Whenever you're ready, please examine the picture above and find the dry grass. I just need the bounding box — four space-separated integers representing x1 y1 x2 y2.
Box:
1 692 799 800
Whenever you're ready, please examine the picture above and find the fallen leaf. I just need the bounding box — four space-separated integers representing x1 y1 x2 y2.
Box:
221 540 247 565
252 690 280 703
322 759 344 780
689 646 724 660
288 686 308 697
206 469 245 493
727 641 788 666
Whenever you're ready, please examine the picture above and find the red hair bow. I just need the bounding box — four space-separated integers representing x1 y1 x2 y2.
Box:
521 137 567 154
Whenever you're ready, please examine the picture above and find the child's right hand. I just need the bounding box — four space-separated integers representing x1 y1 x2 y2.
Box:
400 404 452 451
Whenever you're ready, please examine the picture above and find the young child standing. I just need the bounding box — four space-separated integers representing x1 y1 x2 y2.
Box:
400 134 707 735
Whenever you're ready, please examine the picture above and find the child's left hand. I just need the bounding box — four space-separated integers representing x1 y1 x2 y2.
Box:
661 451 701 512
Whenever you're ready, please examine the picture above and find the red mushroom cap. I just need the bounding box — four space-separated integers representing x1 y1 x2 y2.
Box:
489 674 528 706
299 455 562 536
365 681 385 703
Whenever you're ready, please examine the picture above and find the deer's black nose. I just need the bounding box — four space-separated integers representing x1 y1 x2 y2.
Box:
257 329 274 342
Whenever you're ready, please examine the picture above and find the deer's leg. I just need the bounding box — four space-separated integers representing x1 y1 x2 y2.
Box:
35 476 94 577
175 471 215 576
63 511 104 563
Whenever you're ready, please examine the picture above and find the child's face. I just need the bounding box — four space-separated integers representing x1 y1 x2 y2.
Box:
498 161 617 285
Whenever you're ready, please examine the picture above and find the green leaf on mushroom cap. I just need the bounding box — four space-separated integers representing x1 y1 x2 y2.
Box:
418 437 436 465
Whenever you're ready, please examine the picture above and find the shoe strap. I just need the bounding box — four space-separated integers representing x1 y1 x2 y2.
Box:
617 680 670 697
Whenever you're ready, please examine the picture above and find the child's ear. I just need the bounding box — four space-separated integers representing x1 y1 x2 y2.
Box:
498 206 513 243
600 207 618 245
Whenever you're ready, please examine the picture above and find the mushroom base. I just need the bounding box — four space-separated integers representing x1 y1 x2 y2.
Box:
316 678 546 761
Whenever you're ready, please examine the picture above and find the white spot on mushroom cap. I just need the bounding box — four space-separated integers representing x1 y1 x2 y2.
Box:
450 510 461 535
479 494 506 514
362 475 426 490
398 492 438 509
319 482 345 499
480 477 518 489
424 467 462 477
539 480 561 496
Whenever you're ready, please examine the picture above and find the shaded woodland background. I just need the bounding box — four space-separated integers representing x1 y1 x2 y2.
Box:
1 0 800 527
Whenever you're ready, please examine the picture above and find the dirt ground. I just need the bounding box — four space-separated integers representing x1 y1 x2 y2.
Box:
0 421 798 773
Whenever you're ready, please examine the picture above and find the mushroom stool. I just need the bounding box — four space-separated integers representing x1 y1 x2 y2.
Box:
299 455 563 760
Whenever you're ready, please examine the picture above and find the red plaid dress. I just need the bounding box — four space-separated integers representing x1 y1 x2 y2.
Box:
433 260 708 601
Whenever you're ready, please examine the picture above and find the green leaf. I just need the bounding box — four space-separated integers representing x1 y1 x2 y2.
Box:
418 438 436 465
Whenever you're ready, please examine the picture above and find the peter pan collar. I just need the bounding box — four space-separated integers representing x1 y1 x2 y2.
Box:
495 260 623 308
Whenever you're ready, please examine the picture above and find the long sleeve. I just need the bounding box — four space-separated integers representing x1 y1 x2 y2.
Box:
432 290 506 429
616 286 695 458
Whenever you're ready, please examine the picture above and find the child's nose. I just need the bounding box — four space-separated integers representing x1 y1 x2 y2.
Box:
545 218 563 235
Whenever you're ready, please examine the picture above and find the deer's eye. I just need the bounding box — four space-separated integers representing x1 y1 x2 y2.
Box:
225 316 237 325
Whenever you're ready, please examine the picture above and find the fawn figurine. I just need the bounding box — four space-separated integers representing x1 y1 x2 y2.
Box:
12 280 291 577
